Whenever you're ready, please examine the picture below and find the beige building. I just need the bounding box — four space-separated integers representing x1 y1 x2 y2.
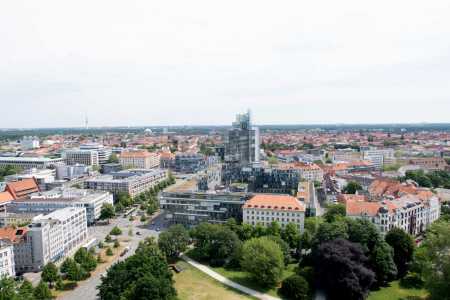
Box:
119 151 160 169
243 194 305 232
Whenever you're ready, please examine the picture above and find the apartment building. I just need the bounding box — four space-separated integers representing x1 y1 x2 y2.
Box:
0 227 32 275
84 169 167 197
64 149 99 167
296 163 324 182
409 157 448 171
119 151 159 169
0 242 15 277
28 207 88 271
345 194 440 236
243 194 305 232
8 188 113 225
0 157 64 170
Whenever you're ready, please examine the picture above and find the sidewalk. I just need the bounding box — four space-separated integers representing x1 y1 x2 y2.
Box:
180 254 281 300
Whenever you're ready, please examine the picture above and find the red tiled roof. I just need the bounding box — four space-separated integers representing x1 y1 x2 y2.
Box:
0 191 14 204
0 227 28 243
244 194 305 211
6 178 40 200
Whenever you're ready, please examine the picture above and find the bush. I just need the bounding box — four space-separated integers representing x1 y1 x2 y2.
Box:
280 275 309 300
106 247 113 256
62 281 78 291
400 272 424 289
114 240 120 248
98 241 104 249
105 235 112 243
110 226 122 236
297 266 314 287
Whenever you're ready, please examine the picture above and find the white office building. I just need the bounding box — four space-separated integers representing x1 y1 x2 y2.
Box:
28 207 88 270
362 148 395 169
9 188 113 225
64 149 99 167
80 143 112 165
0 157 64 170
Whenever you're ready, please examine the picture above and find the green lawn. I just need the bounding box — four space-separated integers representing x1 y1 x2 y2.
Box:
210 263 297 297
173 261 255 300
368 281 428 300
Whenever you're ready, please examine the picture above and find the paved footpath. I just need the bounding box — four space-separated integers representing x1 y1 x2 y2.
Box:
181 254 281 300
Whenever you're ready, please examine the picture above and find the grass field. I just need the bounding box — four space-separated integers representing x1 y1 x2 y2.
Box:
211 263 297 297
368 281 428 300
173 261 255 300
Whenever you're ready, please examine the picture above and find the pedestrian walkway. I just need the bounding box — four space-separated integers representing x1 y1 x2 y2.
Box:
180 254 281 300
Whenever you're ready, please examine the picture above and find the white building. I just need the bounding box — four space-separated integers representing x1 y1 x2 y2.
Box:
243 194 305 232
297 163 324 182
80 143 112 165
0 227 33 275
20 136 40 150
64 149 99 167
28 207 88 271
0 157 64 170
9 188 113 225
0 242 15 277
346 194 440 236
55 164 90 180
362 148 395 169
119 151 160 169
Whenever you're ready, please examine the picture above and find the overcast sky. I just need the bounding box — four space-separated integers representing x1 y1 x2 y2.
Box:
1 0 450 128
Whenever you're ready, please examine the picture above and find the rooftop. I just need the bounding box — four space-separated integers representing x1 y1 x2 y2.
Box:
244 194 305 211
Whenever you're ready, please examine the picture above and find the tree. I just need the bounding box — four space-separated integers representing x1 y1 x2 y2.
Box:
42 262 59 288
323 204 346 223
346 218 381 252
369 241 397 286
100 203 115 220
74 248 97 272
33 281 53 300
266 235 291 265
190 223 241 264
385 227 415 278
414 221 450 300
0 276 19 300
241 237 284 287
110 226 122 236
98 238 176 300
282 222 301 249
158 224 190 258
18 280 35 300
106 247 113 256
314 220 348 245
343 181 362 194
266 221 281 237
107 153 119 163
280 275 309 300
114 240 120 248
314 239 375 300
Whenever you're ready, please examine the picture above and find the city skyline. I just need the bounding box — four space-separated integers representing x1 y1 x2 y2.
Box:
1 0 450 127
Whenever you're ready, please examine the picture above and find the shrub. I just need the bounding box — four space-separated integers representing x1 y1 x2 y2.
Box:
114 240 120 248
106 247 113 256
280 275 309 300
400 272 424 289
110 226 122 236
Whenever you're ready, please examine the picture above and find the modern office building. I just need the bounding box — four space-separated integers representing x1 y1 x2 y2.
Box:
28 207 88 271
362 148 395 169
8 188 113 225
64 149 99 167
160 189 251 226
174 153 206 173
0 157 64 170
224 111 259 165
119 151 160 169
243 194 305 231
0 242 15 277
79 143 112 165
55 164 90 180
84 169 167 198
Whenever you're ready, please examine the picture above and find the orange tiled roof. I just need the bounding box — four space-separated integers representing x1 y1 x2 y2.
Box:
0 227 28 243
244 194 305 211
338 194 367 204
0 191 14 204
6 178 40 200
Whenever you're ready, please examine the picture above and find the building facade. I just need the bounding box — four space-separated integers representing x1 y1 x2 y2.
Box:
0 243 15 277
0 157 64 170
119 151 160 169
64 149 99 167
243 194 305 232
79 143 112 165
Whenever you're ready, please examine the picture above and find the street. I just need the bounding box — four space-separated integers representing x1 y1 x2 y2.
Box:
58 212 167 300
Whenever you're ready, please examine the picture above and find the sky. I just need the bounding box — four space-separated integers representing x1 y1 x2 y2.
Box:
1 0 450 128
